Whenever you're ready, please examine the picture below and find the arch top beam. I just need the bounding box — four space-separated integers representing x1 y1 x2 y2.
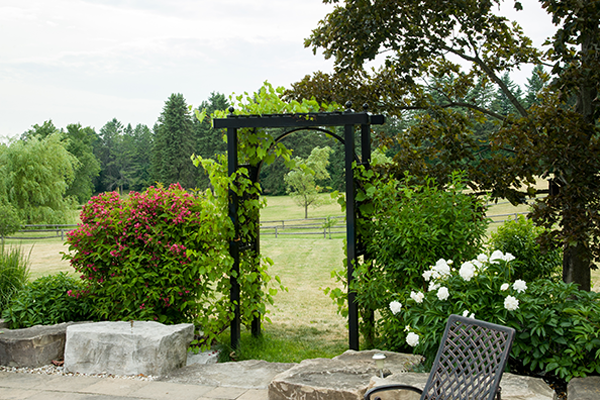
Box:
214 112 385 129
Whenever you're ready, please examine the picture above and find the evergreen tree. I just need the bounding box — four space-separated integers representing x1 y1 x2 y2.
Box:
524 65 547 108
94 118 124 193
491 73 523 116
193 92 229 189
152 94 197 189
128 124 153 191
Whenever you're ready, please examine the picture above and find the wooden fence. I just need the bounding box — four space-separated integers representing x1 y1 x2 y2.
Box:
4 210 530 242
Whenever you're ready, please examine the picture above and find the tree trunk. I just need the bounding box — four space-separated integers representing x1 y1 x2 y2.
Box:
563 243 591 291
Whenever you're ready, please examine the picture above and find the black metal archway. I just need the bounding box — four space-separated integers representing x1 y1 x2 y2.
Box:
213 103 385 350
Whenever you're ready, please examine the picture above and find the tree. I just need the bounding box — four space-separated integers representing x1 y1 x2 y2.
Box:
21 121 100 203
524 65 547 108
2 134 76 224
64 124 101 203
152 94 197 189
94 118 125 193
127 124 153 191
285 146 332 218
303 0 599 290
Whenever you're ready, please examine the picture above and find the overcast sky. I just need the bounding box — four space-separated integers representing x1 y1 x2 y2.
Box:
0 0 556 138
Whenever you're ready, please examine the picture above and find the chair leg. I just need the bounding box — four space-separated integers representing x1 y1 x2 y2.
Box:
496 386 502 400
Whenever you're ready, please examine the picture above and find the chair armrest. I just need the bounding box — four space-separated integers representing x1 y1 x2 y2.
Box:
364 384 424 400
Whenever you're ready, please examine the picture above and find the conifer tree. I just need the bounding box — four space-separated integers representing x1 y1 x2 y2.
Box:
152 94 197 189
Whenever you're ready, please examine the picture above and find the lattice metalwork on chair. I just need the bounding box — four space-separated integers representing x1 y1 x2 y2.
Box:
364 314 515 400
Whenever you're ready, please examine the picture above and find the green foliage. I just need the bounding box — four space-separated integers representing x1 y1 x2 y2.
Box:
0 245 30 314
489 216 562 282
511 279 600 381
65 184 230 326
2 272 95 329
0 204 21 242
392 254 600 381
285 146 332 218
64 124 101 203
301 0 600 291
325 171 488 345
2 133 77 224
153 94 197 189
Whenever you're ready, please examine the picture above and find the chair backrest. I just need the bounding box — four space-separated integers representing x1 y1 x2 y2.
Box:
421 314 515 400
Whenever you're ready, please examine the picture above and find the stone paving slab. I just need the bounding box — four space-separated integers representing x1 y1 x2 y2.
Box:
77 378 150 397
0 387 42 399
128 381 216 400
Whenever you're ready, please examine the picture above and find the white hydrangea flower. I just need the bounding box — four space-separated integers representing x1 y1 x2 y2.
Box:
504 295 519 311
389 300 402 315
477 253 488 263
437 286 449 301
500 283 510 291
513 279 527 293
423 270 433 281
433 259 451 276
489 250 504 264
503 252 516 262
459 262 476 281
410 290 425 304
406 331 420 347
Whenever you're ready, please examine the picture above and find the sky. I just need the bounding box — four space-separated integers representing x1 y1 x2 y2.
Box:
0 0 557 138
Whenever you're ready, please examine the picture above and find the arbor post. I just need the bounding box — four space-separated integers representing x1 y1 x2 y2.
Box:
227 125 241 350
345 104 359 351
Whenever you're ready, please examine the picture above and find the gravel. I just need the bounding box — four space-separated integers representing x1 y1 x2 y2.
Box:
0 364 157 381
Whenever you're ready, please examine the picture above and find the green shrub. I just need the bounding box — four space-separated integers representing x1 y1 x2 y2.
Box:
2 272 96 328
511 279 600 380
325 171 489 347
64 179 282 348
390 252 600 381
489 215 562 281
0 244 30 313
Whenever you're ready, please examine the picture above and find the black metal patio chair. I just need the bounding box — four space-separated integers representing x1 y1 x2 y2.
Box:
364 314 515 400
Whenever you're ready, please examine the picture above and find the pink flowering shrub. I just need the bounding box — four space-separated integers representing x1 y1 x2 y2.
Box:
65 183 233 326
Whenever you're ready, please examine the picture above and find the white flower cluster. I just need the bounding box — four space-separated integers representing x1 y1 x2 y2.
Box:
391 250 526 349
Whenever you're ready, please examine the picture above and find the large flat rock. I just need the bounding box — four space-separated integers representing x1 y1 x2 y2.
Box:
268 350 423 400
160 359 296 389
0 322 83 367
368 372 555 400
568 376 600 400
64 321 194 376
269 350 554 400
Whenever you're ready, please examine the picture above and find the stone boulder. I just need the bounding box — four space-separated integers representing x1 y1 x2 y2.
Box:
568 376 600 400
269 350 554 400
0 322 82 367
64 321 194 376
368 372 555 400
269 351 423 400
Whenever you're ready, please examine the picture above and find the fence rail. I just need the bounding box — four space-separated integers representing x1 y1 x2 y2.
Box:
4 224 77 240
3 211 529 241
